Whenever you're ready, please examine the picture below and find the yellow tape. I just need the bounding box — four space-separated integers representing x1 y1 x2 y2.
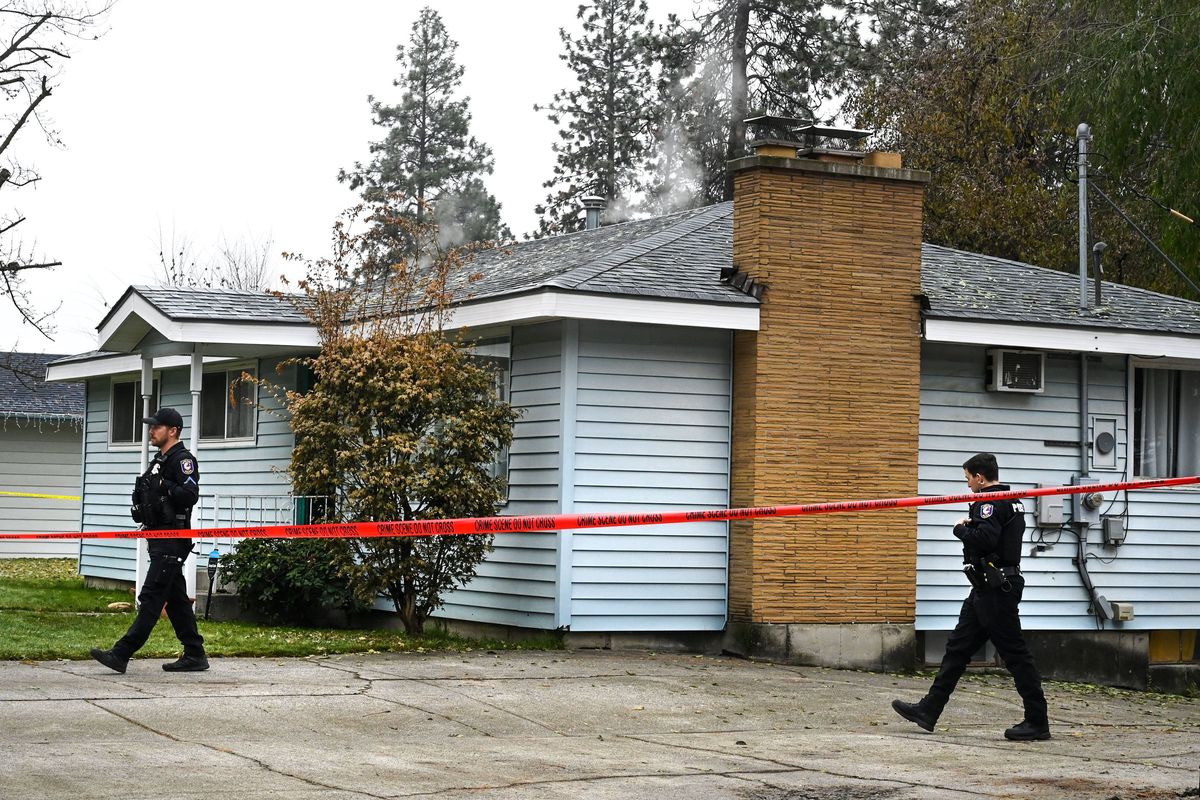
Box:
0 490 82 501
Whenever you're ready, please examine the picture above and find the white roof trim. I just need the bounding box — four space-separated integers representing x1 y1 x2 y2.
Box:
925 318 1200 360
45 353 254 382
449 291 760 331
97 291 319 352
46 354 192 382
57 288 759 381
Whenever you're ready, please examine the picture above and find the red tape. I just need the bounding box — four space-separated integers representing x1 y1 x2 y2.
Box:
2 475 1196 541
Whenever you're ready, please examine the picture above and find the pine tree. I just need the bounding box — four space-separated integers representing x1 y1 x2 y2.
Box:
340 7 510 246
534 0 657 236
643 21 729 213
846 0 1200 297
657 0 860 203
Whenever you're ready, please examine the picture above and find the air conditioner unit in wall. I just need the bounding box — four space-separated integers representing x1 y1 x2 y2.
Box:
986 349 1045 393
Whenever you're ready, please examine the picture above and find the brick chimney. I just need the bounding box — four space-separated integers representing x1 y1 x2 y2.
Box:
725 118 929 670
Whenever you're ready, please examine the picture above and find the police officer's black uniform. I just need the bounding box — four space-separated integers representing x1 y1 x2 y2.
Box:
894 484 1049 739
92 408 207 673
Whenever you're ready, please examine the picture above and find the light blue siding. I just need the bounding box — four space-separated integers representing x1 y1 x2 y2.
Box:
437 322 562 629
79 376 141 580
79 359 297 582
917 343 1200 631
568 321 730 632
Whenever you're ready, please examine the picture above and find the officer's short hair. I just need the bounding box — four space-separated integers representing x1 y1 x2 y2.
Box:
963 453 999 482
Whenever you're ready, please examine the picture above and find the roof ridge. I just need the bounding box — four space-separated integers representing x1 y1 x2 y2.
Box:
555 203 733 290
136 284 294 297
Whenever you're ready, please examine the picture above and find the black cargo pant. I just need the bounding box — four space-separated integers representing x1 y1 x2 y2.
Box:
923 575 1048 725
113 553 205 659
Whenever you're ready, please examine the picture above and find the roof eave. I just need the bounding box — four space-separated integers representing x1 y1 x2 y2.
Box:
924 316 1200 360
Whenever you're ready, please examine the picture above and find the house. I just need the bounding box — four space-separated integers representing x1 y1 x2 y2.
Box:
44 138 1200 688
0 352 84 557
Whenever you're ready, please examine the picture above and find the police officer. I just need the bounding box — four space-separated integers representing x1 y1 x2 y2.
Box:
91 408 209 673
892 453 1049 740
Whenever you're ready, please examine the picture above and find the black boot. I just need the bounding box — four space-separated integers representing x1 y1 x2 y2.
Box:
162 653 209 672
891 699 937 732
90 647 128 674
1004 719 1051 741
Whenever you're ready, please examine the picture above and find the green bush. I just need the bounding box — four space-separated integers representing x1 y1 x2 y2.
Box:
219 538 368 624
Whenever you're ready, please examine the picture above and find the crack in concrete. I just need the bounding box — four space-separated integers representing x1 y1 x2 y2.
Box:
314 659 496 737
313 658 679 684
31 661 165 698
412 677 565 737
2 690 364 703
880 728 1200 774
84 699 390 800
388 766 833 798
619 733 998 798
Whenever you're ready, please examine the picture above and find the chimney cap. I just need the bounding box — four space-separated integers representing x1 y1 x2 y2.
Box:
580 195 607 210
744 114 809 128
789 123 872 142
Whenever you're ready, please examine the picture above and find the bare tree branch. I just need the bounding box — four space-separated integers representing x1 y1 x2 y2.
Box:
0 2 111 340
0 11 51 65
0 73 49 158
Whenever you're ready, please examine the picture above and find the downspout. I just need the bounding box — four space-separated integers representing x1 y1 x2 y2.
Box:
554 321 579 630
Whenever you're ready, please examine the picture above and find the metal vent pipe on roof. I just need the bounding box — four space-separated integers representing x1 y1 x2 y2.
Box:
581 196 607 230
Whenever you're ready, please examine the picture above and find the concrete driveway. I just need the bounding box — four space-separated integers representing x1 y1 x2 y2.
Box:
2 650 1197 799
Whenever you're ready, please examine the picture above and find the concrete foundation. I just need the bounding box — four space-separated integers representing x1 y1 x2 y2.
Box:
84 576 133 592
723 622 917 672
1025 630 1150 690
1148 664 1200 696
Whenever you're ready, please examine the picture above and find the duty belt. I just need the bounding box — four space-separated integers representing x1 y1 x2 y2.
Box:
999 565 1021 577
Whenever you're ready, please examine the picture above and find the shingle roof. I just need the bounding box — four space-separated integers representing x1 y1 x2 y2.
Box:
98 286 311 329
0 353 84 419
75 203 1200 343
921 244 1200 338
447 202 752 306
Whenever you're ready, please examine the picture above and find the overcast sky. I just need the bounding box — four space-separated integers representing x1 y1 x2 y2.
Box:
0 0 697 356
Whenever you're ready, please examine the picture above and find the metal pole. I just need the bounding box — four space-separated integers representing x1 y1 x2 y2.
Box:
1092 242 1106 308
1077 122 1091 310
182 349 202 600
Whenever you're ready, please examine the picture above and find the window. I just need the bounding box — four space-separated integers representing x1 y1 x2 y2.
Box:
472 339 511 504
109 378 159 445
1134 367 1200 477
200 366 257 441
487 357 511 498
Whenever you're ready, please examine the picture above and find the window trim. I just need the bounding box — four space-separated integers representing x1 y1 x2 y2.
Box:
198 360 259 444
107 374 161 450
471 335 511 508
1131 362 1200 481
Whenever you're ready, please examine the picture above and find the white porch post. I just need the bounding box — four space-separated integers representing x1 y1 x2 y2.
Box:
184 349 202 599
134 356 153 599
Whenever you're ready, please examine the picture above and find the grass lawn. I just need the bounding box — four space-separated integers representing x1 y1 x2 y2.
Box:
0 558 559 661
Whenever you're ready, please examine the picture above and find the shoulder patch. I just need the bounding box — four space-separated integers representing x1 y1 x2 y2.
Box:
979 503 994 519
180 458 194 476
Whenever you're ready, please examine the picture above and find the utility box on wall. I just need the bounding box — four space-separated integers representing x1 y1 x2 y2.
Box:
1092 417 1118 470
1037 488 1064 527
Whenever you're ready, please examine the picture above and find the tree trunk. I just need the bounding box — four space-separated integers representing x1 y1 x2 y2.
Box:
724 0 751 200
396 581 423 635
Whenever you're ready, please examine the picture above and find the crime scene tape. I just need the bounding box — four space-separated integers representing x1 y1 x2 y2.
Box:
0 490 82 501
0 475 1196 542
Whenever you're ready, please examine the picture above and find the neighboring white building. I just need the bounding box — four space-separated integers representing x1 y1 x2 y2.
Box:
0 353 84 557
